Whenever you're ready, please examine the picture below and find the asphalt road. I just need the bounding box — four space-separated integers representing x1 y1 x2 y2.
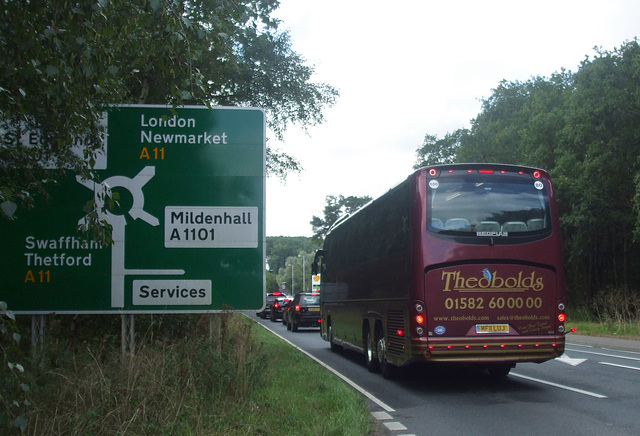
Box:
252 314 640 436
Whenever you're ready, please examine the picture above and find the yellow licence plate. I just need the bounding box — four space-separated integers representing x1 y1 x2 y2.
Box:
309 307 320 312
476 324 509 334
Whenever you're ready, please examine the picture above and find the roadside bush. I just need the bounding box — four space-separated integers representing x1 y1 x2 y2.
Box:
0 302 30 434
592 287 640 323
25 313 265 435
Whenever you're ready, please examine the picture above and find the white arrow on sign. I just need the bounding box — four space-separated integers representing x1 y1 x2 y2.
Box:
557 353 587 366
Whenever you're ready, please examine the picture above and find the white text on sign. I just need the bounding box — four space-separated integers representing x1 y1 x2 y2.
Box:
164 206 258 248
133 280 212 305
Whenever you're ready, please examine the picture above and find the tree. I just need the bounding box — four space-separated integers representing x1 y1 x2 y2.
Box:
413 129 467 168
454 75 569 167
310 194 372 240
266 236 321 273
556 41 640 300
0 0 338 224
274 250 315 294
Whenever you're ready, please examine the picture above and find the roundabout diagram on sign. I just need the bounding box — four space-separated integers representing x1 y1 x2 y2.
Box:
77 166 184 308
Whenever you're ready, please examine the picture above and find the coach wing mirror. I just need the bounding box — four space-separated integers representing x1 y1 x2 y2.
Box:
311 250 324 275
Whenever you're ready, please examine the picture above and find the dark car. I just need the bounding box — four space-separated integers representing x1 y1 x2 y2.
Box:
281 299 292 326
269 295 291 322
284 292 321 332
256 292 287 319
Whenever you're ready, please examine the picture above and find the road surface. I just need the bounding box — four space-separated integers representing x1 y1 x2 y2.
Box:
252 314 640 436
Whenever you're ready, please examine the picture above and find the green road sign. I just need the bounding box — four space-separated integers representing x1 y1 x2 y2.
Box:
0 105 265 314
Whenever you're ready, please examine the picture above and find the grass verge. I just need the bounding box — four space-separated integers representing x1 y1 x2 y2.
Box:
9 313 375 435
568 306 640 339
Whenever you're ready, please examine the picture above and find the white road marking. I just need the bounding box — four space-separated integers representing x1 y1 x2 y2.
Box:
371 411 393 420
565 347 640 362
384 421 408 431
511 373 607 398
599 362 640 371
556 353 587 366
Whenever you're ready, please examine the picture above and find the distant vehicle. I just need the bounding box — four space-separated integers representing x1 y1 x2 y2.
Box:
281 300 292 326
284 292 321 332
269 295 292 321
256 292 287 319
314 164 567 378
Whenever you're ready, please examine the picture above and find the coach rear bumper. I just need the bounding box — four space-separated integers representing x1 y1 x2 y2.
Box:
410 335 565 364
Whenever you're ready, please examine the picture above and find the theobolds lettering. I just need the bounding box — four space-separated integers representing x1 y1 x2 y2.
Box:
441 270 544 292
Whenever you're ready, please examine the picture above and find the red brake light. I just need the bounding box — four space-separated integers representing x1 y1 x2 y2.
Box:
558 313 566 322
415 315 424 324
479 170 494 174
397 329 404 336
429 168 438 177
273 292 282 296
295 305 301 312
533 170 541 179
273 302 279 308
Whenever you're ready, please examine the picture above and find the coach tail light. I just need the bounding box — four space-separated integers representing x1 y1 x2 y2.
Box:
415 314 425 335
413 302 426 335
557 301 567 333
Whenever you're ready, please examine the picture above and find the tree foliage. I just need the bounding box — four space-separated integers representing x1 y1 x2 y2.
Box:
0 0 338 220
272 250 315 294
0 302 29 433
414 39 640 305
266 236 320 273
414 130 468 168
265 236 321 294
310 194 372 241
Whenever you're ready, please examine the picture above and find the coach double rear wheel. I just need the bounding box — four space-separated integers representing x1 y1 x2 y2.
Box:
365 328 379 372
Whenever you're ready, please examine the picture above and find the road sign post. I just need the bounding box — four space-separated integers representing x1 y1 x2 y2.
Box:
0 105 266 314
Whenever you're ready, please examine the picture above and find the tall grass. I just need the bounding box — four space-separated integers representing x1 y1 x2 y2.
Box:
569 287 640 338
12 313 374 435
26 313 263 434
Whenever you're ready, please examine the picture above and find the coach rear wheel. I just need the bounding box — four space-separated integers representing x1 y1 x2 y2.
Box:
365 328 379 372
328 321 341 352
376 328 395 379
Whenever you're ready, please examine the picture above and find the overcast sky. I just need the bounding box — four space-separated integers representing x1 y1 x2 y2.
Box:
265 0 640 237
